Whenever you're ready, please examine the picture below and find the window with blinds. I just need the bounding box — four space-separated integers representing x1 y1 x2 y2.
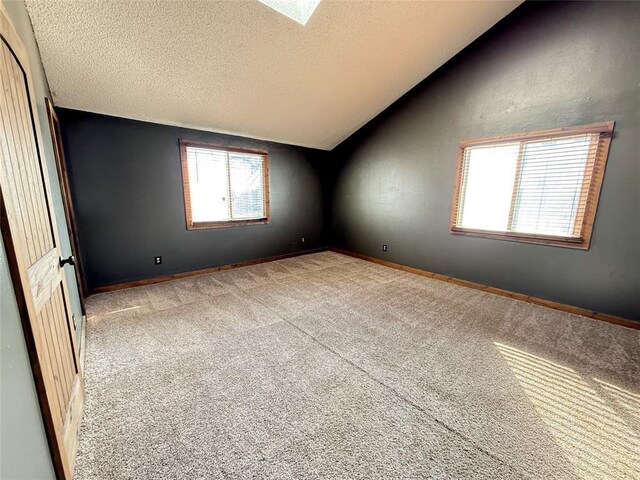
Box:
180 141 269 229
450 122 614 249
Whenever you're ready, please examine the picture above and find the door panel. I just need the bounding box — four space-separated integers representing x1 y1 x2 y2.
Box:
0 6 83 479
28 247 59 310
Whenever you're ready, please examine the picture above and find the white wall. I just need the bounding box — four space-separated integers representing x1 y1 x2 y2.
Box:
1 237 56 480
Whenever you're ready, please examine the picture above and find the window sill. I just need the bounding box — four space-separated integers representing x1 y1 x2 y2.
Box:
187 218 269 230
449 227 589 250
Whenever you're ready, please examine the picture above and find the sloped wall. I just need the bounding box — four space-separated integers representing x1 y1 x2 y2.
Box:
331 1 640 320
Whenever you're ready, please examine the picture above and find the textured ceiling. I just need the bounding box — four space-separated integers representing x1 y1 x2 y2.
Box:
25 0 520 150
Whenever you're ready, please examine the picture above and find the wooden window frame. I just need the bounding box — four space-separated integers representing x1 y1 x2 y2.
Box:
449 121 615 249
179 140 270 230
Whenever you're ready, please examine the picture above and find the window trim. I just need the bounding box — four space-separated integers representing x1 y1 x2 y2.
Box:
179 140 270 230
449 121 614 249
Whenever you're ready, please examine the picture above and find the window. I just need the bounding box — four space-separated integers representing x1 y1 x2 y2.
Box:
450 122 614 249
180 140 269 229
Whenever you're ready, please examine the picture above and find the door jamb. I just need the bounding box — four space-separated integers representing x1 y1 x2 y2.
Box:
45 97 87 313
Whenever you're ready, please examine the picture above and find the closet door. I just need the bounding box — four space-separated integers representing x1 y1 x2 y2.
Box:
0 7 83 479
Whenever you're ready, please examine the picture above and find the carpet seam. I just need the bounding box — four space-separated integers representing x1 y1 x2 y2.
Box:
240 283 529 479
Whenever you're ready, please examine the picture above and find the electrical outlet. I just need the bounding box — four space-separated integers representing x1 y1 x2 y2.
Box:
154 256 162 265
382 244 387 252
301 237 306 244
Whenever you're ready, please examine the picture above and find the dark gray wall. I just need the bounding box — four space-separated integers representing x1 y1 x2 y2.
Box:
332 1 640 320
58 109 330 291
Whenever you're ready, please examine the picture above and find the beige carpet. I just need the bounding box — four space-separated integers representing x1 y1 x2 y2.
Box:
76 252 640 479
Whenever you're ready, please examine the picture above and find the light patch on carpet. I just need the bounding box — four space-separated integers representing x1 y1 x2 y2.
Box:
495 342 640 478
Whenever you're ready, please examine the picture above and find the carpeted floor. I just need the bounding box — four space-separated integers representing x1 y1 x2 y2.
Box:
76 251 640 479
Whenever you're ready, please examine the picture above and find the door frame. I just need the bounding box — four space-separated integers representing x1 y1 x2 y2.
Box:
0 5 82 479
45 97 87 313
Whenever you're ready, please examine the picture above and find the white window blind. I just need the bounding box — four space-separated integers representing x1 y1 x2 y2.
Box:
510 136 591 237
184 145 266 225
451 122 614 248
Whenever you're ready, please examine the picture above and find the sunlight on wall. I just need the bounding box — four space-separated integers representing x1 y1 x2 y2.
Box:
495 342 640 479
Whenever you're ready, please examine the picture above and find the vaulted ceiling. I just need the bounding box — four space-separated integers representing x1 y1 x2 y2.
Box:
25 0 520 150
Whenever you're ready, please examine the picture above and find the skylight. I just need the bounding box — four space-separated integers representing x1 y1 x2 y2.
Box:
258 0 321 26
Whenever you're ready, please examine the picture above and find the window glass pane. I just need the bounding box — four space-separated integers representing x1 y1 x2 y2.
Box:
511 136 590 236
228 153 265 220
187 147 230 222
458 143 519 231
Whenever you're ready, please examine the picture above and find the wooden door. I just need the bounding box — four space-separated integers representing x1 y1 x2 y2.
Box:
0 7 83 480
